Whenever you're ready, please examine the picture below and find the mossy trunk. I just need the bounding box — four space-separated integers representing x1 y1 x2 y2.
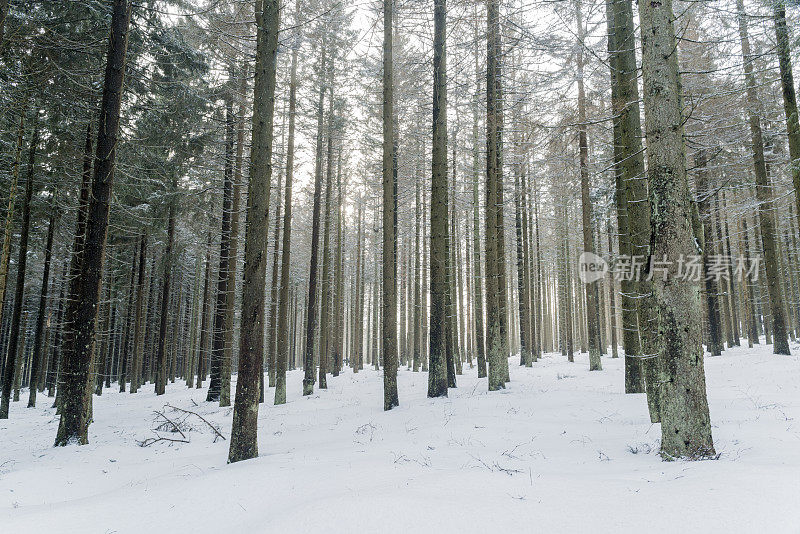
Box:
773 2 800 246
607 0 646 393
639 0 715 459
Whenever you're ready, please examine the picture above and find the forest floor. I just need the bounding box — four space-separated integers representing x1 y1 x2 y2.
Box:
2 343 800 533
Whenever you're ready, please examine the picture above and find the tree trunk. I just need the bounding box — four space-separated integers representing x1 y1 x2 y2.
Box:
737 0 790 355
155 175 177 396
207 97 235 403
414 167 422 372
302 47 327 398
332 151 345 377
773 2 800 244
695 150 723 356
575 0 601 371
223 65 246 405
607 0 646 393
195 232 212 389
471 36 486 376
486 0 508 391
275 0 299 405
446 145 458 386
0 114 38 418
639 0 715 459
320 62 336 391
381 0 399 409
0 111 26 391
55 0 131 445
266 92 284 391
46 263 68 398
27 206 58 407
228 0 280 464
428 0 448 398
118 236 138 392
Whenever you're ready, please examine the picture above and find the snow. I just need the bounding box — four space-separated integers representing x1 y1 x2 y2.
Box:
2 344 800 533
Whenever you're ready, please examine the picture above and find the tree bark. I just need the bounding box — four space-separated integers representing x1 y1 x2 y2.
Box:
332 151 345 377
228 0 280 463
207 95 235 402
773 2 800 245
302 46 328 398
118 234 139 391
737 0 790 355
471 26 486 377
0 112 26 387
428 0 448 398
195 232 212 389
575 0 601 371
381 0 399 409
55 0 131 445
639 0 715 459
155 175 177 396
694 150 723 356
28 207 58 407
320 62 336 391
223 64 245 406
607 0 646 393
1 114 38 418
486 0 506 391
275 0 300 405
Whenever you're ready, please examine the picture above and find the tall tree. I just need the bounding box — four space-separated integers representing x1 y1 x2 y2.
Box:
228 0 280 463
428 0 448 398
155 174 177 396
485 0 506 391
0 112 26 387
607 0 647 394
27 205 58 407
472 22 486 377
302 42 327 397
575 0 601 371
319 62 336 391
0 111 38 418
127 232 147 392
638 0 715 459
207 89 236 403
382 0 399 410
195 232 212 390
736 0 790 355
695 150 724 357
223 64 245 406
275 0 300 406
55 0 132 445
773 2 800 244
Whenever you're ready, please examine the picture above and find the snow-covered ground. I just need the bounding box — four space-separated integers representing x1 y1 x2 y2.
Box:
2 344 799 533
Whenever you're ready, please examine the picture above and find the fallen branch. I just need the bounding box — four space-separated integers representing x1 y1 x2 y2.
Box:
138 432 190 447
153 410 187 439
165 404 226 441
